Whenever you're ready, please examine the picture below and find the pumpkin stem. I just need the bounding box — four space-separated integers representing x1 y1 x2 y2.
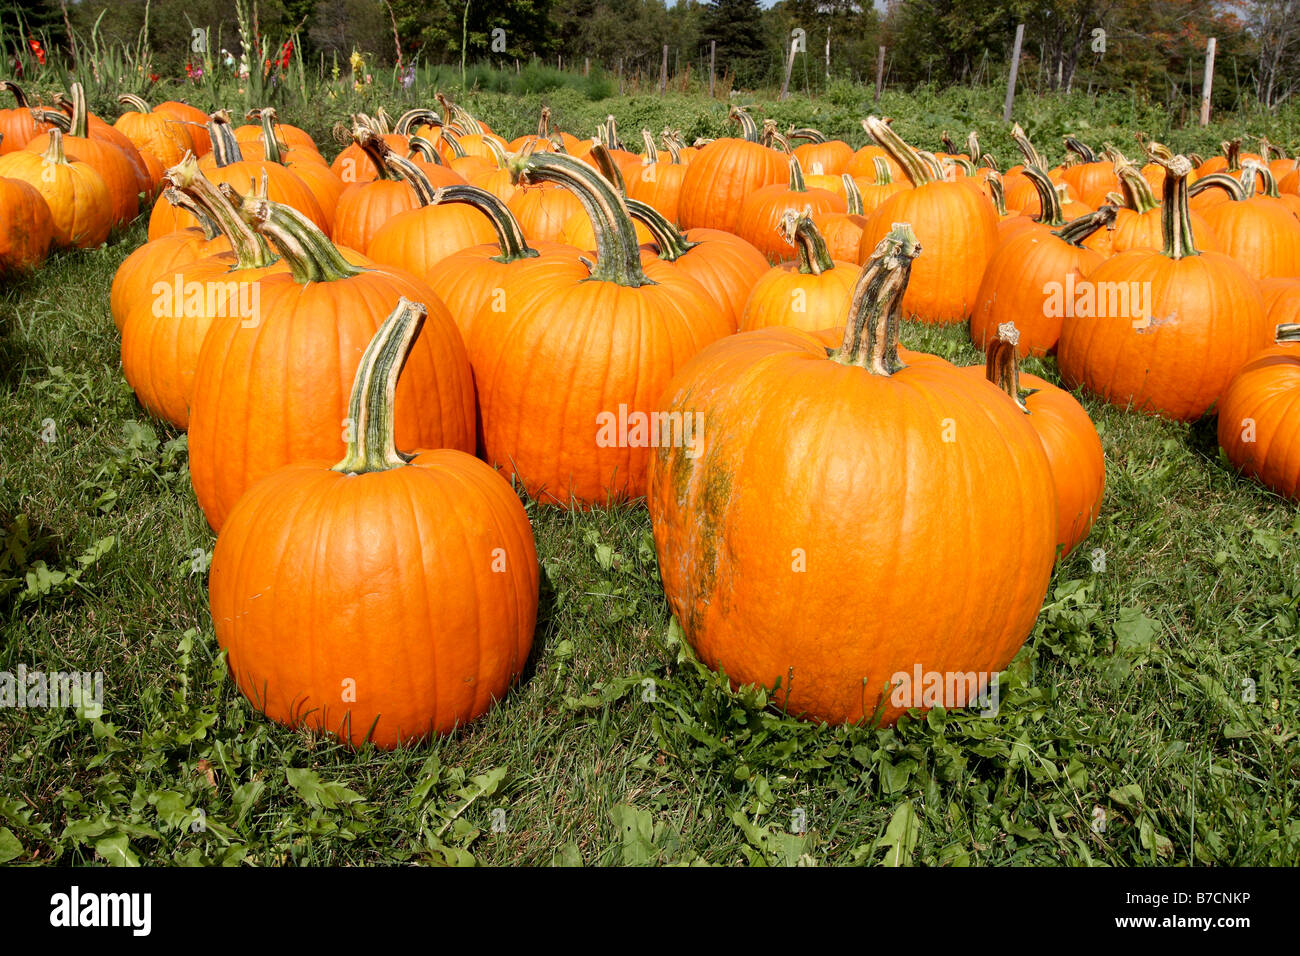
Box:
588 143 630 195
1052 204 1117 248
941 131 958 155
1223 139 1241 172
780 208 835 275
394 108 440 136
440 129 467 160
39 127 68 167
627 197 696 262
208 111 244 167
1010 123 1048 172
508 150 652 287
255 107 289 165
984 323 1037 413
65 82 89 139
160 186 221 240
829 223 921 374
382 148 439 204
786 155 808 191
1189 172 1247 203
871 156 893 185
354 124 395 180
1024 165 1065 226
0 80 31 108
788 126 828 144
407 135 445 165
1150 149 1200 260
640 129 659 165
1276 323 1300 344
762 121 791 154
1241 160 1281 199
967 131 984 165
166 153 276 267
842 174 864 215
331 298 425 475
431 183 541 264
730 106 761 143
863 116 935 186
117 92 151 113
238 195 366 284
987 170 1008 216
1113 158 1158 213
1064 136 1097 164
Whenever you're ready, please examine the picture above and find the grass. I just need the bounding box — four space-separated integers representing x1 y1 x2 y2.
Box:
1 101 1299 866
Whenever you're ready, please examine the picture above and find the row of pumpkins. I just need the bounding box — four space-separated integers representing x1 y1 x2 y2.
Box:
2 83 1296 747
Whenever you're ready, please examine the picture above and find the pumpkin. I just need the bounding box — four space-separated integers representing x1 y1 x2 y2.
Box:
854 158 910 215
153 113 327 238
647 223 1058 726
507 177 586 244
188 196 476 531
507 105 560 154
330 112 412 184
366 155 497 278
1196 163 1300 280
24 86 141 227
628 196 768 332
0 81 52 155
735 156 847 263
1217 323 1300 501
0 130 113 249
437 129 498 181
234 108 319 154
113 93 195 172
1001 125 1072 217
973 323 1105 556
210 298 538 748
120 162 282 429
812 174 869 263
331 125 429 254
423 187 583 343
1059 137 1121 207
0 176 54 273
467 151 729 506
740 210 860 333
110 191 232 331
1057 152 1270 421
857 117 997 323
250 108 345 233
153 99 211 156
844 141 904 182
788 127 853 176
625 129 687 224
465 136 521 204
970 176 1115 356
677 107 786 232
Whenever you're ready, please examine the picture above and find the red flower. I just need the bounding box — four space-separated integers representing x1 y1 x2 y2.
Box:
28 37 46 66
278 40 293 69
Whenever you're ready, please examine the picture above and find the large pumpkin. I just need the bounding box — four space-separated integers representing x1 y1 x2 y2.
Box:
467 151 730 506
1196 164 1300 280
0 81 52 154
857 117 997 323
188 197 475 531
625 130 687 224
677 107 785 233
1057 153 1270 421
113 93 196 173
210 299 538 748
647 223 1058 726
1217 323 1300 501
734 156 846 262
0 130 113 249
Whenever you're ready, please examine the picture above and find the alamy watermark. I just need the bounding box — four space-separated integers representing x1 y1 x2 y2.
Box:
1043 274 1153 329
1 665 103 717
594 404 703 458
888 665 1001 717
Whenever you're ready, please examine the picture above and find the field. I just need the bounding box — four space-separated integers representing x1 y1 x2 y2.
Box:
2 81 1299 867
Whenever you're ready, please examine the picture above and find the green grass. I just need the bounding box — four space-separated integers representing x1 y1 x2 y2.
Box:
2 105 1299 866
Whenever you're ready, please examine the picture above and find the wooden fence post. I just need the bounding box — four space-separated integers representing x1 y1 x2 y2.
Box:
1200 37 1217 126
709 40 716 98
779 39 797 100
1003 23 1025 123
874 45 886 101
660 45 668 94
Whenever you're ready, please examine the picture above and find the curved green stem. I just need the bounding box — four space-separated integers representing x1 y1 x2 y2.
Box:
394 108 440 136
160 187 221 240
354 124 394 180
239 195 366 284
1276 323 1300 344
332 298 425 475
863 116 935 186
117 92 152 113
730 106 760 143
627 197 696 261
1189 172 1247 203
429 183 541 264
789 126 827 144
1241 160 1281 199
0 80 32 108
66 82 89 139
640 129 659 165
984 323 1034 413
786 155 807 191
871 156 892 184
1010 123 1048 171
1114 159 1158 213
829 223 921 374
1024 165 1065 226
208 111 244 167
842 174 863 216
1052 205 1117 247
1064 136 1097 164
509 150 651 287
987 170 1008 216
407 135 445 165
1152 151 1200 260
167 154 275 267
780 208 835 275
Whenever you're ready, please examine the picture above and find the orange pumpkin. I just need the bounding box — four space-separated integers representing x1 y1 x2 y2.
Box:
0 176 54 273
331 126 426 254
188 197 476 531
1109 157 1221 255
368 163 498 279
1217 323 1300 501
788 127 853 176
113 93 195 173
857 117 997 324
972 323 1105 557
467 151 730 506
677 107 785 232
1057 152 1270 421
1196 164 1300 280
735 156 847 263
0 130 112 249
0 81 52 154
813 174 869 263
625 130 687 224
647 223 1057 726
741 210 859 333
210 298 538 748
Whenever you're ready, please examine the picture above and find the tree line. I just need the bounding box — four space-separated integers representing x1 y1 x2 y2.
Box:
3 0 1297 109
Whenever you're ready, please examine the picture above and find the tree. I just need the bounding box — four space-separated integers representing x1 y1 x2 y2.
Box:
702 0 771 88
